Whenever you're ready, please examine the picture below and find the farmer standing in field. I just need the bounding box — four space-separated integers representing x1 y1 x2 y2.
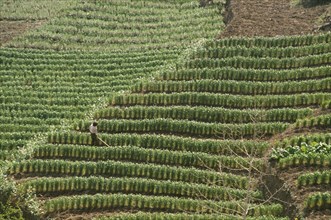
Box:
89 121 98 145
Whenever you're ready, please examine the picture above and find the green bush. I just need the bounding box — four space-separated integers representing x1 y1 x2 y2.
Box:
0 167 39 220
271 142 331 161
0 203 23 220
0 170 23 220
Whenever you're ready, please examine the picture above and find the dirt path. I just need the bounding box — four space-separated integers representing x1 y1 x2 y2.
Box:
220 0 329 38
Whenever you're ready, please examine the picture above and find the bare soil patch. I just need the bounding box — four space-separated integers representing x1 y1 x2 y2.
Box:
220 0 330 38
0 20 44 46
266 108 331 218
277 167 331 219
259 174 298 219
306 210 331 220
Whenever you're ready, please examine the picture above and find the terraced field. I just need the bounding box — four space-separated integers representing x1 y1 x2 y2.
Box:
272 113 331 219
5 33 331 219
5 0 221 51
0 0 221 162
0 0 331 219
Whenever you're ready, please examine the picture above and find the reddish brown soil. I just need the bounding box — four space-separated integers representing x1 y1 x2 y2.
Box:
277 167 331 219
0 20 44 46
306 210 331 220
269 108 331 218
220 0 330 38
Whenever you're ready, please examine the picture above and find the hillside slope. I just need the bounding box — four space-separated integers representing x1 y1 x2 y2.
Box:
270 110 331 219
1 1 331 219
8 33 330 219
0 0 222 162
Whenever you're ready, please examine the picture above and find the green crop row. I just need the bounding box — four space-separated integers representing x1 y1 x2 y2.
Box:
94 106 312 123
0 50 171 70
34 145 264 172
1 76 161 89
0 132 38 141
304 192 331 213
0 96 91 106
297 170 331 188
0 58 165 72
50 7 216 23
0 77 154 94
0 76 154 93
96 212 289 220
1 75 136 93
0 47 179 59
43 193 283 216
295 114 331 129
22 176 260 202
0 70 148 86
67 1 217 19
0 132 33 150
48 133 269 157
159 66 331 82
56 15 215 34
0 116 61 126
0 124 48 133
0 47 177 60
108 92 331 109
133 78 331 95
14 31 214 52
42 19 218 40
71 0 215 12
205 33 331 48
184 53 331 70
77 119 288 139
0 53 176 66
0 92 104 102
0 103 86 113
0 149 19 161
6 39 189 53
0 109 85 120
321 100 331 109
193 43 331 59
278 153 331 169
66 4 219 24
10 159 248 189
0 140 27 151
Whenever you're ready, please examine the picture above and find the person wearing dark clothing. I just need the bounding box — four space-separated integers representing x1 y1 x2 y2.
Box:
89 122 98 145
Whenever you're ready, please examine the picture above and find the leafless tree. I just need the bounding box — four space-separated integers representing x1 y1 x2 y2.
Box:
189 112 296 219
